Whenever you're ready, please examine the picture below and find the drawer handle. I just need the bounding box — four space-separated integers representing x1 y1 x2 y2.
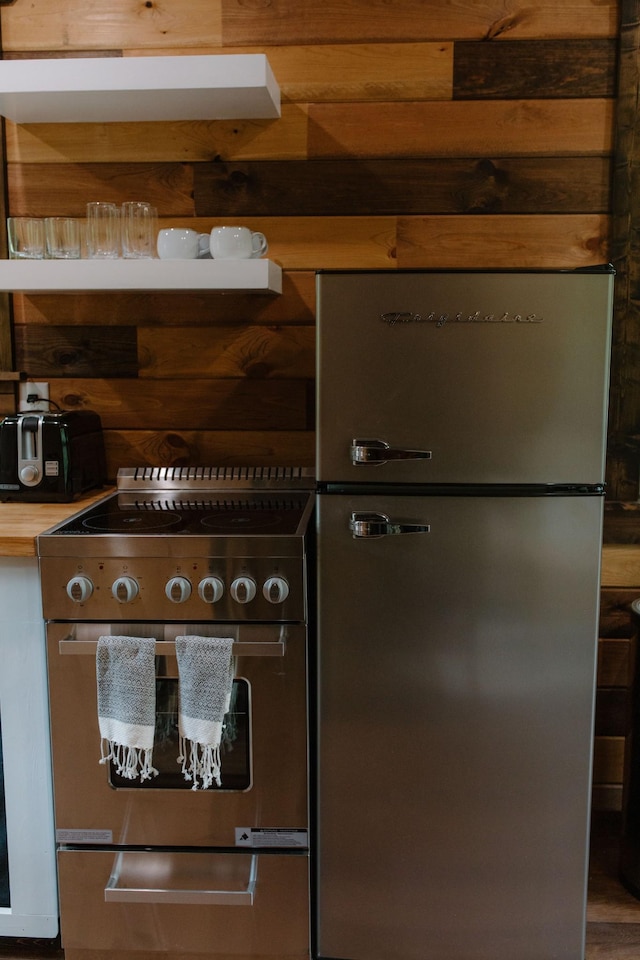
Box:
104 852 258 906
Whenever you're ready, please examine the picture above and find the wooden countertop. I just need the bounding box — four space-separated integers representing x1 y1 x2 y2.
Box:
0 486 114 557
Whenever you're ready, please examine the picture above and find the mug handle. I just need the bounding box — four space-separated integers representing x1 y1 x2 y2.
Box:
197 233 211 258
250 232 268 258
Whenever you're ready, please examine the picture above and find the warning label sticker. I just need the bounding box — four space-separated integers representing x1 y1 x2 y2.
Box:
235 828 308 849
56 829 113 845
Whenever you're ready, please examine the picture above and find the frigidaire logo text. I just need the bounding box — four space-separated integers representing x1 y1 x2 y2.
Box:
381 310 543 328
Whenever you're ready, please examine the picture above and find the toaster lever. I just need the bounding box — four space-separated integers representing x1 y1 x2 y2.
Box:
17 414 43 486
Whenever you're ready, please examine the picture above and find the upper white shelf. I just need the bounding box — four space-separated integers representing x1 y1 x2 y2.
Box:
0 54 281 123
0 259 282 294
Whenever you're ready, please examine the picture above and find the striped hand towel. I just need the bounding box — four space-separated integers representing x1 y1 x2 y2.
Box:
96 635 158 782
175 635 235 790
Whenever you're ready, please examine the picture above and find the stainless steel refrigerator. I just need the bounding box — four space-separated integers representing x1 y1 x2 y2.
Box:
315 268 614 960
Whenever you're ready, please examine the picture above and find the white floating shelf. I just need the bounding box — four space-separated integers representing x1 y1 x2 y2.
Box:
0 258 282 294
0 54 281 123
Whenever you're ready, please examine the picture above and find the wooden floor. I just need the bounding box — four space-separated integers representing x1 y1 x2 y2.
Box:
0 813 638 959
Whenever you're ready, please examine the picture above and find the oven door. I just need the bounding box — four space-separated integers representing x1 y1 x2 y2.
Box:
46 622 307 848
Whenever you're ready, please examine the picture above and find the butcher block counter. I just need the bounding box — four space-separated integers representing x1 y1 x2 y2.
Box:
0 487 114 557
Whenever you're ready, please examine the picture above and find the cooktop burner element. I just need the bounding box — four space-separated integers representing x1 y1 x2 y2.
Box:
81 510 184 532
37 465 315 623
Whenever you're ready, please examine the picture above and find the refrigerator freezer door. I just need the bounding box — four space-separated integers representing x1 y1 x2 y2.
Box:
316 270 613 485
316 492 602 960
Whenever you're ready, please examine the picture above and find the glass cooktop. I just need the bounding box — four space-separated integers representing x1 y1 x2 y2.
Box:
53 491 313 538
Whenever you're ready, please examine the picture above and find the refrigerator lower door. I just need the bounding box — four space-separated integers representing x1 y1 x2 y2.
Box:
316 492 602 960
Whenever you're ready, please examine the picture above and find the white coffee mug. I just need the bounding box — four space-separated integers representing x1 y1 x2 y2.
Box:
157 227 210 260
210 226 268 260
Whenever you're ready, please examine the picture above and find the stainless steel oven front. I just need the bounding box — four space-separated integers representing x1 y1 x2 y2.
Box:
45 621 307 847
37 467 314 960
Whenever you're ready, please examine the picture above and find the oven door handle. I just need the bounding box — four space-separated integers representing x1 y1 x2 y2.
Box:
104 852 258 906
58 639 285 657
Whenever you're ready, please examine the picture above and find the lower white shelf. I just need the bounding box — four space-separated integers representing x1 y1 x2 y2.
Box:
0 258 282 294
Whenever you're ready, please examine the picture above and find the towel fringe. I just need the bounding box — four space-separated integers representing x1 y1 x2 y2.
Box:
100 737 158 782
178 735 222 791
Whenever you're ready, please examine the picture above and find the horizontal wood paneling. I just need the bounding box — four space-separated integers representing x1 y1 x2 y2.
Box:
4 108 310 164
0 1 223 51
600 588 638 635
593 736 626 785
193 158 612 217
396 214 609 269
180 42 453 103
6 98 614 166
6 157 612 218
453 39 617 99
6 162 195 216
219 0 617 44
602 546 640 588
308 99 614 159
51 378 311 430
16 323 315 381
604 503 640 544
599 638 634 688
138 325 315 379
14 325 138 378
0 0 617 51
596 689 629 736
608 0 640 501
104 428 315 473
594 586 638 808
250 42 453 102
590 785 624 812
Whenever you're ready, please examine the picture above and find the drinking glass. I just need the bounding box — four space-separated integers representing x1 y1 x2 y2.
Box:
86 202 120 259
121 201 157 259
44 217 82 259
7 217 45 259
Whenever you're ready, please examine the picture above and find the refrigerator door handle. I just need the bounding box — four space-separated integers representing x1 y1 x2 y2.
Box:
350 512 431 539
351 438 432 465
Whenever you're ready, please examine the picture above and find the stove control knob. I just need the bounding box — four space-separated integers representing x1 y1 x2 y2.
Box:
66 575 94 603
263 577 290 604
112 576 139 603
198 576 224 604
230 576 257 604
165 576 192 603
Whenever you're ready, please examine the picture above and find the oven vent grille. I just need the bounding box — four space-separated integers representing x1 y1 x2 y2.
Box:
125 497 307 511
117 465 315 491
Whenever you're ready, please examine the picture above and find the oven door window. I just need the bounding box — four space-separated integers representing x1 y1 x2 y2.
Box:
108 679 251 791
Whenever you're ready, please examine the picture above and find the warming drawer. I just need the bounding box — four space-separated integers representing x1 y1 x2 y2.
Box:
58 849 309 960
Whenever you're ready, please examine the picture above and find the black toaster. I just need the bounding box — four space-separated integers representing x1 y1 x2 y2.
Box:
0 410 107 502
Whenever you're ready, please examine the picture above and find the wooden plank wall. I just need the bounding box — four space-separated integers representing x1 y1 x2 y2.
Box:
597 507 640 812
610 0 640 500
0 0 618 474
